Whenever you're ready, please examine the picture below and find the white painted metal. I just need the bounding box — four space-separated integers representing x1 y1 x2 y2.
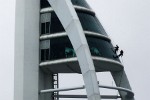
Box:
40 57 77 66
40 84 134 97
40 5 95 15
74 5 95 15
39 57 123 70
92 56 123 68
53 95 120 99
40 32 67 40
84 31 111 42
98 85 134 97
47 0 101 100
40 31 111 41
40 85 85 93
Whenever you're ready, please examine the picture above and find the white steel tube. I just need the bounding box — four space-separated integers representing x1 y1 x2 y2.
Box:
40 85 134 97
40 85 85 93
98 85 134 97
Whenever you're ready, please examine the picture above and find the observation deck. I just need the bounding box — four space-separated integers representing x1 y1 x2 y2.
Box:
40 0 123 73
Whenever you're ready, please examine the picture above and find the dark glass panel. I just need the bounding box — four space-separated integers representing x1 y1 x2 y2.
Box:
41 23 45 35
41 49 50 61
46 22 50 33
50 12 65 33
40 0 51 8
40 36 119 61
87 37 116 60
41 49 45 61
50 37 75 60
45 49 49 60
71 0 90 9
44 11 107 35
77 12 107 35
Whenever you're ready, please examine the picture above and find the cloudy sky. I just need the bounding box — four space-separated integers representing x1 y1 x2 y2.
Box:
0 0 150 100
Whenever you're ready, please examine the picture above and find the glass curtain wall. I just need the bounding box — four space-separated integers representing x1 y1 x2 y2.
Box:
40 0 118 62
40 36 118 61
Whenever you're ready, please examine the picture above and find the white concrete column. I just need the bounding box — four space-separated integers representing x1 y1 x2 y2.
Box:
14 0 40 100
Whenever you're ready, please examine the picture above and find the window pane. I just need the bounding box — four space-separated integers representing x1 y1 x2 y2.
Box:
46 22 50 33
87 37 118 60
45 49 49 60
40 0 51 8
50 12 65 33
41 49 45 61
50 37 72 60
40 36 119 61
71 0 90 9
41 23 45 35
77 12 107 36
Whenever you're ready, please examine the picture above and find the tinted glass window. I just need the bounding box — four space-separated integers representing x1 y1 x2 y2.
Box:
41 49 49 61
50 37 75 60
77 12 107 35
87 37 116 59
50 12 65 33
41 49 45 61
41 11 107 35
71 0 90 9
41 23 45 35
40 36 119 61
46 22 50 33
41 0 51 8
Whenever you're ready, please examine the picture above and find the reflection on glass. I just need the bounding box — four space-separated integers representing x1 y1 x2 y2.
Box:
40 11 107 35
65 47 76 58
90 47 101 56
77 12 107 35
40 36 118 62
71 0 90 9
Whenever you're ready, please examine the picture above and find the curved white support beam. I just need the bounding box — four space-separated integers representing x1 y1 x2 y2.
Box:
40 85 85 93
40 31 111 42
47 0 101 100
40 5 95 15
40 84 134 98
53 95 120 99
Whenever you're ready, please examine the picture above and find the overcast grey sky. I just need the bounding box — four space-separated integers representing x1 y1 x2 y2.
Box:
0 0 150 100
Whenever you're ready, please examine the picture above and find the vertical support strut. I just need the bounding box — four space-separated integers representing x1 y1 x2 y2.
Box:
47 0 101 100
111 70 135 100
53 74 59 100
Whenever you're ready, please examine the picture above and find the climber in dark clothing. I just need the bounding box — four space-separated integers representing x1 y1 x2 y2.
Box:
118 50 123 57
114 45 119 54
113 50 124 58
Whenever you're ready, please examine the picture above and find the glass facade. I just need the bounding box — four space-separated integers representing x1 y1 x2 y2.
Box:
40 0 119 62
77 12 107 35
41 11 107 35
71 0 91 9
40 36 118 62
